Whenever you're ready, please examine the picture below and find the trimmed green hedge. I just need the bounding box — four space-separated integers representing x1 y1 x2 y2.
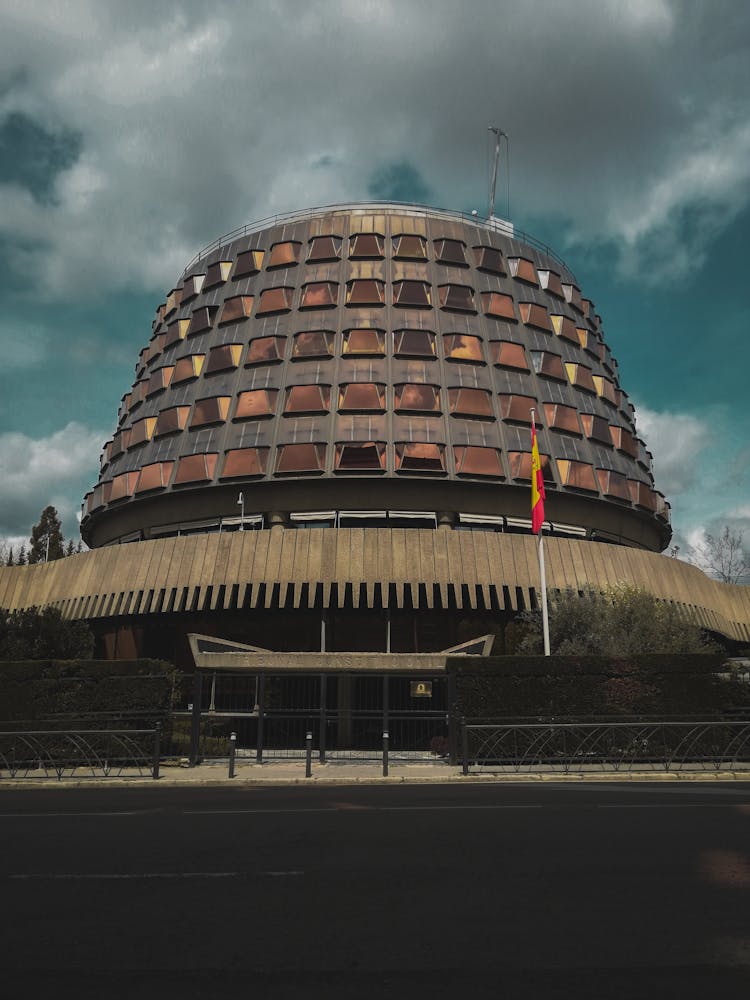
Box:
446 653 749 718
0 659 177 725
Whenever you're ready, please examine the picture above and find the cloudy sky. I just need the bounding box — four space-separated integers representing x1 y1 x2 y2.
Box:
0 0 748 560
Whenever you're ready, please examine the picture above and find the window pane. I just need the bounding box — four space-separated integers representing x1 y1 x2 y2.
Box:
396 442 445 472
610 425 638 457
246 337 285 365
335 442 385 470
438 284 476 312
444 334 483 362
164 319 189 348
155 406 190 436
293 330 334 358
204 261 232 288
508 451 553 481
543 403 580 434
338 383 385 411
531 351 566 381
565 363 597 393
235 389 277 420
135 462 174 493
394 329 436 357
538 269 564 298
448 388 493 418
300 282 338 309
257 287 293 315
499 394 537 423
392 280 430 307
508 258 539 285
434 239 466 266
349 233 384 258
174 453 218 484
107 472 138 502
205 344 242 374
284 385 330 413
557 459 597 491
221 448 268 478
146 366 173 397
233 249 264 278
489 341 528 370
343 328 384 355
345 280 385 306
580 413 611 443
596 469 630 500
473 246 505 274
219 296 253 324
268 242 301 268
395 384 440 412
187 306 217 335
190 397 230 427
455 446 503 477
392 234 427 259
275 443 326 473
481 291 516 320
519 302 552 331
307 236 342 262
550 314 579 343
129 416 157 445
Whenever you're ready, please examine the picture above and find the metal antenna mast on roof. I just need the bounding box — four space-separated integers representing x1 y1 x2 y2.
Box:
488 126 510 221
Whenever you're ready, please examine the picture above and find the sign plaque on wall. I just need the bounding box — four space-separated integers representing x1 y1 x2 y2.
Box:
410 680 432 698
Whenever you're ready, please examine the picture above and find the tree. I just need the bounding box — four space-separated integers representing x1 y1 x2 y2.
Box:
514 584 716 656
688 526 749 585
28 506 65 564
16 545 27 566
0 606 94 660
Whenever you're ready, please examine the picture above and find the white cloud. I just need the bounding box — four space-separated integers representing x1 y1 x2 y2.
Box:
0 422 105 539
635 405 712 497
0 1 748 298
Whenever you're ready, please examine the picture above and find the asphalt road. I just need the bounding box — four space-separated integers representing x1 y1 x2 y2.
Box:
1 782 749 998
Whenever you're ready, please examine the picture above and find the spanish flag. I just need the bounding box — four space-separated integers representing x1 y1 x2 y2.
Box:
531 420 546 535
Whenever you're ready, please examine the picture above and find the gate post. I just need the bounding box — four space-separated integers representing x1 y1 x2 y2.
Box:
319 673 327 763
256 671 265 764
189 672 203 767
447 671 458 765
383 730 389 777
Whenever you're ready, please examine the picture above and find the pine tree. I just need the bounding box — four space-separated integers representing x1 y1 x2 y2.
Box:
6 547 13 566
28 506 65 564
17 545 27 566
65 539 75 557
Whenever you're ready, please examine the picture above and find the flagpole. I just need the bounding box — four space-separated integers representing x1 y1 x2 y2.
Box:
530 408 551 656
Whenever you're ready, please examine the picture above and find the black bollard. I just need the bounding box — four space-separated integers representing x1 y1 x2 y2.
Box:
383 730 389 777
228 732 237 778
305 732 313 778
152 723 161 780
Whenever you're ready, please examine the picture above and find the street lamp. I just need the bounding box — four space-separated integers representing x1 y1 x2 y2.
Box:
237 491 244 531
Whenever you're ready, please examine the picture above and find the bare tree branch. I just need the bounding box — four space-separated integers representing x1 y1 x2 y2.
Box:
688 526 750 585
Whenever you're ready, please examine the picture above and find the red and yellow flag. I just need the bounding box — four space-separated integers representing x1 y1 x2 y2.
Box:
531 420 546 534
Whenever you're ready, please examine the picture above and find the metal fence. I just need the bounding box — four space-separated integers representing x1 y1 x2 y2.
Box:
461 720 750 774
0 728 162 780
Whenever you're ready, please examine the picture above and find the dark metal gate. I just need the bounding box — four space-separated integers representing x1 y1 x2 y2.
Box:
188 670 450 763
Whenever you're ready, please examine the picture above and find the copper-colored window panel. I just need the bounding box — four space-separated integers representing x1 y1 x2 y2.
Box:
581 298 595 319
292 330 334 359
107 472 138 502
128 381 148 409
146 334 166 364
481 291 516 321
172 354 205 384
396 442 445 473
490 341 528 370
550 314 579 343
392 234 427 260
565 363 597 393
205 343 243 374
580 413 612 444
596 469 631 500
593 375 618 405
539 269 564 298
338 383 385 411
394 329 436 357
235 389 278 420
307 236 342 262
187 306 216 336
443 334 484 363
438 284 476 313
181 273 205 301
145 366 173 397
473 246 506 275
346 279 385 306
284 385 331 414
134 462 174 494
531 351 566 381
164 318 189 348
335 442 386 471
220 447 269 479
609 425 638 457
268 241 301 269
448 387 493 419
246 336 285 365
519 302 552 332
628 480 657 511
509 451 553 482
434 239 467 266
190 396 230 427
110 430 130 457
343 328 384 355
655 493 670 521
204 261 232 288
455 445 503 477
576 327 597 353
509 258 539 285
219 295 254 325
557 459 598 492
233 249 264 278
87 485 104 513
174 453 218 485
564 283 584 312
165 287 182 315
300 282 338 310
395 383 440 412
544 403 580 434
257 287 293 315
498 394 538 424
392 280 431 308
155 406 190 437
129 416 157 446
349 233 384 259
275 443 326 474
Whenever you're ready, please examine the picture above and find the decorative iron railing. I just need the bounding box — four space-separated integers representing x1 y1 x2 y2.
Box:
0 728 162 780
461 721 750 774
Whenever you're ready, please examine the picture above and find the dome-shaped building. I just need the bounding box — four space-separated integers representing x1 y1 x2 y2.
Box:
81 204 670 553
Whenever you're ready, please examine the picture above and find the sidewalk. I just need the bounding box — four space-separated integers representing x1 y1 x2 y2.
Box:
3 757 750 789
